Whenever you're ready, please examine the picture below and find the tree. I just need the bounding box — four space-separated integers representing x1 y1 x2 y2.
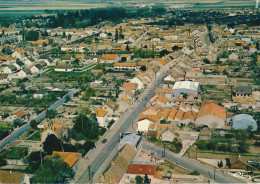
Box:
138 66 146 72
220 50 229 58
203 58 210 64
159 49 169 58
121 57 127 62
30 120 38 129
43 134 62 155
82 86 95 101
0 156 7 167
119 26 124 40
207 140 217 151
125 44 130 51
13 118 24 127
223 69 229 75
172 45 180 51
115 29 118 42
219 160 223 168
46 109 57 119
144 174 150 184
183 93 188 99
190 170 200 175
31 155 73 183
135 175 143 184
196 140 207 150
25 30 39 41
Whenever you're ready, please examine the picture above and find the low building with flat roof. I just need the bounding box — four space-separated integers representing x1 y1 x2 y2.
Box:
172 81 199 97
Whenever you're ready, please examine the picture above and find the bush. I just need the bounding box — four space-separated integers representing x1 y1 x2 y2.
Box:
190 170 200 175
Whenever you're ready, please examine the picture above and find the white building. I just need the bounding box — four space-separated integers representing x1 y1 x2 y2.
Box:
96 108 108 127
17 68 31 78
33 89 48 99
130 77 144 90
172 81 199 97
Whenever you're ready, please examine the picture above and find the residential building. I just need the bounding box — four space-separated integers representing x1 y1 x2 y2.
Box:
195 103 226 129
54 64 74 72
114 62 137 71
41 120 68 143
96 108 108 127
118 132 142 150
0 73 11 84
17 68 31 78
235 85 252 97
48 151 82 172
33 89 48 99
99 54 119 63
3 65 17 74
199 129 212 140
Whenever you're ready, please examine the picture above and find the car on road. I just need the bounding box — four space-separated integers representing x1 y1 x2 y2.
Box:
102 139 107 144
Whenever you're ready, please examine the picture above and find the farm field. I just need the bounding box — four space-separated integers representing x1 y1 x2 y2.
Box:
0 0 256 17
201 85 232 103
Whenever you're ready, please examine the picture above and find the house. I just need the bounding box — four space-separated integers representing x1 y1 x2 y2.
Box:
3 65 17 73
14 60 25 70
13 110 27 120
33 89 48 98
151 96 168 107
0 171 30 184
49 151 81 172
96 108 108 127
0 74 11 84
235 85 252 97
195 103 226 129
228 156 247 171
160 128 176 142
101 144 137 183
23 57 35 66
230 114 257 131
30 64 43 74
228 53 239 60
91 69 103 76
172 81 200 97
100 54 119 63
118 132 142 150
17 68 31 78
41 120 68 143
54 64 74 72
167 108 178 122
114 62 137 71
155 88 172 99
61 55 72 62
137 118 156 133
103 100 118 114
121 161 157 183
130 77 144 90
11 51 23 59
199 129 212 140
122 82 138 93
163 75 175 84
185 68 203 80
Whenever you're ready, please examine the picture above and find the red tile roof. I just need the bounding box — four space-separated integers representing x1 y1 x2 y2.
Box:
126 164 156 175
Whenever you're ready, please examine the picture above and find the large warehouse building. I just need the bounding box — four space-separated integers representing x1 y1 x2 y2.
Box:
172 81 199 97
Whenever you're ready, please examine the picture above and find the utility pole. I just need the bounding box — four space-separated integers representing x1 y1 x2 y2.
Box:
214 167 216 180
88 165 91 181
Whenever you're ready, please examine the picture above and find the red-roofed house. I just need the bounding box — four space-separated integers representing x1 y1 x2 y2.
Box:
120 162 157 183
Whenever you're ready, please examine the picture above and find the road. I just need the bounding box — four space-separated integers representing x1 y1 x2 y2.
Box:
73 60 174 183
142 140 245 183
0 89 78 151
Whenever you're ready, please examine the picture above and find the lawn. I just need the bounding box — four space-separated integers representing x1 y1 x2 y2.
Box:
1 147 28 159
201 85 232 103
0 122 13 140
27 130 41 141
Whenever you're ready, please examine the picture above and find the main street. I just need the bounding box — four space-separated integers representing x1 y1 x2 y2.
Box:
73 61 174 183
143 140 245 183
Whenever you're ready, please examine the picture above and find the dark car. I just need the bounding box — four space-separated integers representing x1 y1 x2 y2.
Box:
102 139 107 144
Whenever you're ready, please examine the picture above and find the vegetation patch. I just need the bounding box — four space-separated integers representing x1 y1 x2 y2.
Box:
1 147 28 159
201 85 232 102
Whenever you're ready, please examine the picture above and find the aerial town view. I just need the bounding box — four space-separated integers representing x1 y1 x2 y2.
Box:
0 0 259 183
